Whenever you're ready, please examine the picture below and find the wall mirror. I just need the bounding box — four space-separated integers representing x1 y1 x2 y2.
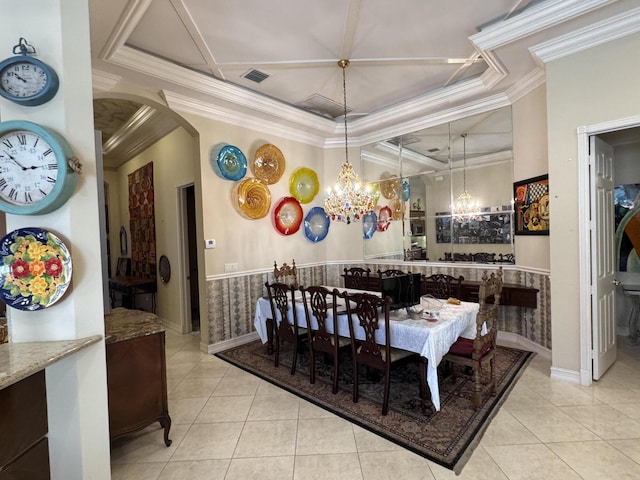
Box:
361 106 514 263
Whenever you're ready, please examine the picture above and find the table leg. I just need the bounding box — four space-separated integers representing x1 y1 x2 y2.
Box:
266 317 274 355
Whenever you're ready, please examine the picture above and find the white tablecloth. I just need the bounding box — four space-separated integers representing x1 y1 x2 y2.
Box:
254 289 479 411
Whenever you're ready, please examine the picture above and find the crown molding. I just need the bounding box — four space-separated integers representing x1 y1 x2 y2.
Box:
92 69 121 92
160 90 328 148
506 68 547 103
530 6 640 65
471 0 616 50
99 0 153 59
103 105 157 154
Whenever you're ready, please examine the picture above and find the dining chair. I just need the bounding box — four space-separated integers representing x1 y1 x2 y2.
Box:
422 273 464 299
343 291 427 416
443 268 503 409
377 268 406 279
343 267 371 290
265 281 306 375
300 285 350 394
273 260 298 288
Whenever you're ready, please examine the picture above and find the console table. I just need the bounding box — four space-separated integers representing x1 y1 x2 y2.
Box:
105 308 171 446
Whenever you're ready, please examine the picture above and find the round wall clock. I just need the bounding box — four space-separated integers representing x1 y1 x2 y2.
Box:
0 120 80 215
0 38 59 106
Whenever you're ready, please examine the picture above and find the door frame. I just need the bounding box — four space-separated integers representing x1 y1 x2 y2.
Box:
578 114 640 385
177 183 193 333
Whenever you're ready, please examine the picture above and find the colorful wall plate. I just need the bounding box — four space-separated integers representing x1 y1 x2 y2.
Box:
376 206 392 232
390 198 404 220
380 175 400 199
290 167 319 204
401 179 410 201
273 196 303 235
0 227 72 311
236 178 271 219
368 182 381 207
253 144 285 184
209 143 247 181
304 206 330 243
362 211 377 239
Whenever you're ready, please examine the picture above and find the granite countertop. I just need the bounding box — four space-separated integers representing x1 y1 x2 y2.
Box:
0 335 102 390
104 307 165 344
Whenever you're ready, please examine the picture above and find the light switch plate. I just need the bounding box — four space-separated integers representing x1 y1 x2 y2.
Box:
205 239 216 249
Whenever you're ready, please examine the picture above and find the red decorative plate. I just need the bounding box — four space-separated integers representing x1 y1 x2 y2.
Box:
273 196 303 235
376 206 392 232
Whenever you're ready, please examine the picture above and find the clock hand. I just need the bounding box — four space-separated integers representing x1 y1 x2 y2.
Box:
13 73 27 83
2 151 27 170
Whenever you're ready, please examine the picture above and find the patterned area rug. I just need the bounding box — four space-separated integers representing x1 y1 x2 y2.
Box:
216 340 534 473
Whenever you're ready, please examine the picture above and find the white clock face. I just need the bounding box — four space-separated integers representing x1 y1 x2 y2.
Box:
0 61 48 98
0 129 58 206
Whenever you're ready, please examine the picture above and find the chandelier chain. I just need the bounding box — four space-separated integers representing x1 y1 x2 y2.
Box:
342 60 349 164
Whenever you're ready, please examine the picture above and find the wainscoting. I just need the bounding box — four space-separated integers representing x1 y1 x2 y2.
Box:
205 263 551 352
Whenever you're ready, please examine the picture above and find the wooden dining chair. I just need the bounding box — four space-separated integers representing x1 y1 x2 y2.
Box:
343 267 371 290
273 260 298 288
443 268 503 408
300 286 350 394
265 281 306 375
377 268 406 279
343 291 427 415
422 273 464 299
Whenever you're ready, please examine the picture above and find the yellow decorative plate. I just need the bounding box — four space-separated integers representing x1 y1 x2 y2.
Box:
368 182 381 207
253 144 285 184
289 167 319 204
390 198 404 220
235 178 271 219
380 175 400 199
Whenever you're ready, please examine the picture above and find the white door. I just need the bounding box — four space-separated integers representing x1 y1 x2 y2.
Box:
591 135 617 379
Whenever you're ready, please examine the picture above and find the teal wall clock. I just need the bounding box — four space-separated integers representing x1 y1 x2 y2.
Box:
0 120 81 215
0 38 59 107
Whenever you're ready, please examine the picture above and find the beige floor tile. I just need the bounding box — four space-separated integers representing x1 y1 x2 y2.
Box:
211 373 260 396
169 376 221 399
233 419 298 458
167 397 208 425
484 444 582 479
560 404 640 439
352 425 403 452
185 361 231 378
501 383 554 411
256 378 294 395
297 399 337 419
195 395 254 423
479 409 540 446
429 446 509 480
296 417 358 455
359 450 434 480
225 456 295 480
509 406 599 443
247 393 300 421
608 438 640 464
171 422 244 461
591 383 640 404
170 350 209 364
527 380 601 407
157 459 230 479
610 402 640 422
294 453 363 480
110 424 189 464
548 440 640 479
110 461 166 480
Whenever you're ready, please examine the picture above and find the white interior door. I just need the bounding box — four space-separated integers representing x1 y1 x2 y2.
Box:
591 135 617 380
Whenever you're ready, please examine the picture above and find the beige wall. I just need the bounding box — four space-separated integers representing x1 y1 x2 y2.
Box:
547 32 640 372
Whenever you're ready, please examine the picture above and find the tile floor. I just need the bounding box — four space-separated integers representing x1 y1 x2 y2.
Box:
110 330 640 479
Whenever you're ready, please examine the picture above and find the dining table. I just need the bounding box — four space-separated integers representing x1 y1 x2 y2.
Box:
254 286 479 411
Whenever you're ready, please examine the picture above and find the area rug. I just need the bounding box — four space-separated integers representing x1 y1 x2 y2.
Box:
216 340 534 473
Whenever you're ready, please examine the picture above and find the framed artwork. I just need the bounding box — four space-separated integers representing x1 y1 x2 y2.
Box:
514 174 549 235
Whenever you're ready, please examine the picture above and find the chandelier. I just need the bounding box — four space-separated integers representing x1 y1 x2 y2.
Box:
451 133 479 220
324 59 373 224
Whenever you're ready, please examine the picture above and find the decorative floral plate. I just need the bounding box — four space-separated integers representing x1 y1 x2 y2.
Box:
209 143 247 181
0 227 72 311
380 175 400 199
390 198 404 220
401 179 410 201
236 178 271 219
253 144 285 184
376 206 392 232
290 167 319 204
273 196 303 235
362 211 377 239
304 206 330 243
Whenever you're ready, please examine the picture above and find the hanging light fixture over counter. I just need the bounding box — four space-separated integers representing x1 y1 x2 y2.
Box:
324 59 373 224
451 133 479 220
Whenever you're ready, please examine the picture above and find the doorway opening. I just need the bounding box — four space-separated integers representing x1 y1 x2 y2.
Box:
181 184 200 332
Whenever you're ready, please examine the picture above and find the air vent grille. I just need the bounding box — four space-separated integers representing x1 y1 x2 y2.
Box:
296 94 351 119
241 69 269 83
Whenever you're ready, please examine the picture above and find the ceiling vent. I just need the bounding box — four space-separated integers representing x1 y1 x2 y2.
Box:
241 68 269 83
389 135 421 147
296 94 351 119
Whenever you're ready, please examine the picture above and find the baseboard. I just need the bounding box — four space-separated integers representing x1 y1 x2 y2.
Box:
550 366 581 384
208 332 260 354
497 331 551 360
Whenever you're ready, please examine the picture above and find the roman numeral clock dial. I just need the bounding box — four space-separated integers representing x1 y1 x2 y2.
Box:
0 121 81 215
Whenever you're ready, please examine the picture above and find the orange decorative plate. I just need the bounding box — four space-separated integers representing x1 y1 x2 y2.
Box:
253 144 285 184
235 178 271 219
380 175 400 199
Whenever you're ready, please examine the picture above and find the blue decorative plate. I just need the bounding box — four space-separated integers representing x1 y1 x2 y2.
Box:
210 143 247 181
362 211 377 239
304 207 330 243
401 179 410 201
0 227 72 311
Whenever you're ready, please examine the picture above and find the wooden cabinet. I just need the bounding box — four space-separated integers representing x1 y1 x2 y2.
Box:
0 371 50 479
105 311 171 446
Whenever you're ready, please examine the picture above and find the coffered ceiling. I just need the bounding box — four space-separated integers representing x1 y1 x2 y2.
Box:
89 0 640 167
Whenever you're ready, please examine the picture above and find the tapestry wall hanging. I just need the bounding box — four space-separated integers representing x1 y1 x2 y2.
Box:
128 162 156 278
513 174 549 235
